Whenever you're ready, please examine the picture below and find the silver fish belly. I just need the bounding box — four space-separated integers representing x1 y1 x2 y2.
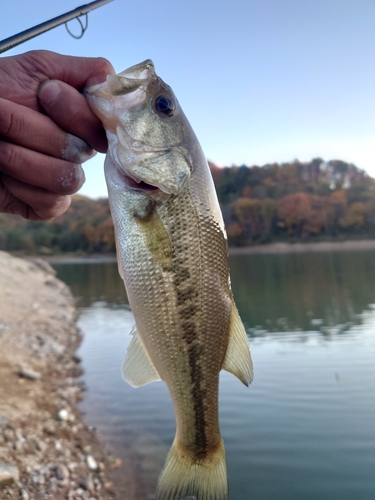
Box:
85 60 253 500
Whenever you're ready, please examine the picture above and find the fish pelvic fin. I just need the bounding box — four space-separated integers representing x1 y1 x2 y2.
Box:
156 438 228 500
121 325 162 387
222 303 254 386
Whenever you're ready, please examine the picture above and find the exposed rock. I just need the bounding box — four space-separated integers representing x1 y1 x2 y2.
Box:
35 438 47 453
0 461 19 486
57 409 69 421
86 455 99 471
84 473 95 492
18 365 41 381
29 257 57 276
54 463 70 481
0 414 9 430
50 341 66 356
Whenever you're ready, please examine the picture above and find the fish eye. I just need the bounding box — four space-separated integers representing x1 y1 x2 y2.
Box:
154 95 175 117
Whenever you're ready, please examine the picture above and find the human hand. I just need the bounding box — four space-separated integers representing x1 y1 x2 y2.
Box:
0 50 114 220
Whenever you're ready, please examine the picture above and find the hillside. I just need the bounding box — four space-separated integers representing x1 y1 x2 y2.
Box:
210 158 375 246
0 196 115 255
1 158 374 254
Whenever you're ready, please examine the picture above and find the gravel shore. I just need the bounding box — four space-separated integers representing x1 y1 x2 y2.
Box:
0 251 122 500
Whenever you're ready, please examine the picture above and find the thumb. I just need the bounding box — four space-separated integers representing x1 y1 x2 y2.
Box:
27 50 115 89
38 79 107 153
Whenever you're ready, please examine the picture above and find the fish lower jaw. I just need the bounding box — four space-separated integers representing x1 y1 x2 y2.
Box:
119 170 160 192
118 170 175 200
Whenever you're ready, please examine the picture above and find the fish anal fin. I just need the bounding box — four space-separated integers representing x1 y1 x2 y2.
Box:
122 325 162 387
222 303 254 386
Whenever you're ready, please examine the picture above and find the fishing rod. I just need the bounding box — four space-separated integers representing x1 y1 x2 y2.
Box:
0 0 113 55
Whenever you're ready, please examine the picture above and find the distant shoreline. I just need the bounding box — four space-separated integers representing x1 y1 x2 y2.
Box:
34 239 375 263
228 239 375 255
42 254 117 264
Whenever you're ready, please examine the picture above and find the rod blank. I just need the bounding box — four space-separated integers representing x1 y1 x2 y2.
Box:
0 0 113 54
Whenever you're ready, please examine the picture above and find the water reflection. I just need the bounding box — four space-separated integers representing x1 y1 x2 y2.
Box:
54 251 375 335
229 251 375 333
53 258 128 307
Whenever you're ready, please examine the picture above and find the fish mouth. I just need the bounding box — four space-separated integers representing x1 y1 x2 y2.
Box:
123 174 160 192
111 144 188 196
84 60 155 100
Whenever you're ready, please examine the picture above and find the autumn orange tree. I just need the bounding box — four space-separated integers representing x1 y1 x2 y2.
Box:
277 193 326 237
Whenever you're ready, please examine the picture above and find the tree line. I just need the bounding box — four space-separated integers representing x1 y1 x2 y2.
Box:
211 158 375 246
0 196 115 255
0 158 374 254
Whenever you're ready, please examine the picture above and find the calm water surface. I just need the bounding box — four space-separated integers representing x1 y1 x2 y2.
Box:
53 251 375 500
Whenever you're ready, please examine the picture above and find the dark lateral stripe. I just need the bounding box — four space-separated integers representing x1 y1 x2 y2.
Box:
173 261 208 458
188 343 208 459
167 191 209 459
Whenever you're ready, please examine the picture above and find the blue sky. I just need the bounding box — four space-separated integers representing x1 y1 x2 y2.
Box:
1 0 375 198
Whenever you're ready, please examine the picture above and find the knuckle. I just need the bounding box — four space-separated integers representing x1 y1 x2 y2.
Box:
63 107 83 129
0 183 23 216
0 141 21 172
0 104 23 142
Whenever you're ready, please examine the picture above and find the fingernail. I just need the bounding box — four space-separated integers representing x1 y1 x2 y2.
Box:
75 164 86 188
62 134 96 163
38 80 61 106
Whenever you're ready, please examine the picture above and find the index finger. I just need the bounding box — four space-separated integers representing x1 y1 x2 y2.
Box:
0 97 95 162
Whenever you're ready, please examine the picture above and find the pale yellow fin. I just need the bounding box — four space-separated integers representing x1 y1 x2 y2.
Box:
156 438 227 500
121 325 161 387
222 303 254 386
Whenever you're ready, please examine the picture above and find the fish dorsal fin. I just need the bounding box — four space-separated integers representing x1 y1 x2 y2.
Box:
122 325 162 387
222 303 254 386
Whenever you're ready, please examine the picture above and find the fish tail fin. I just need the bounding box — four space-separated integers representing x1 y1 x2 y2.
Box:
156 438 227 500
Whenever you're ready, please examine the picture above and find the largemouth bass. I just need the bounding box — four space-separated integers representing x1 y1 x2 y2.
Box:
85 60 253 500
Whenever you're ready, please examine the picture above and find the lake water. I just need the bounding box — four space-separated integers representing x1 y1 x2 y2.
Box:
52 250 375 500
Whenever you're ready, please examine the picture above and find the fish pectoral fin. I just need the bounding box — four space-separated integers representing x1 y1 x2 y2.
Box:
222 303 254 386
121 325 162 387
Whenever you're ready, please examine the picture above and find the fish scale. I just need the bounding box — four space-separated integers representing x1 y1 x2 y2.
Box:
85 59 253 500
160 191 227 454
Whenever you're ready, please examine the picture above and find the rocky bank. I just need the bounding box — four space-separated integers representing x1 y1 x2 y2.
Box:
0 251 121 500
